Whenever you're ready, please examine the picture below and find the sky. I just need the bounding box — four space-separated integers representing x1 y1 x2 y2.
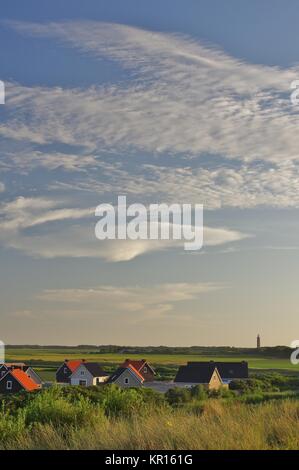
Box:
0 0 299 346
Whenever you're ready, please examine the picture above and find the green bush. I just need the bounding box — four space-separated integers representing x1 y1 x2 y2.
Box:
165 387 191 406
24 386 98 426
229 378 274 393
208 387 234 399
240 393 265 404
190 385 207 401
101 385 146 418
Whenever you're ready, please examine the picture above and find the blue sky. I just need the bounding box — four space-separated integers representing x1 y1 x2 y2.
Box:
1 1 299 346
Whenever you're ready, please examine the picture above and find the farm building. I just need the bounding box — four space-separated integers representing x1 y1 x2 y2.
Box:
108 364 144 388
70 362 109 386
0 369 41 393
174 363 224 390
120 359 155 381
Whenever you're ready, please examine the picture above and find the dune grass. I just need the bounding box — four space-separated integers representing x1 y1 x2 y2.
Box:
1 388 299 450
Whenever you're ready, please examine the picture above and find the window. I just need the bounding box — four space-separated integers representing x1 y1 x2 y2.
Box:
79 380 87 386
1 370 6 377
80 370 85 375
143 367 147 374
64 367 68 374
6 381 12 390
124 377 129 385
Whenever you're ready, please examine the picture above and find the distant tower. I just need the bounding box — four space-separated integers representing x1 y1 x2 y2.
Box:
257 334 261 349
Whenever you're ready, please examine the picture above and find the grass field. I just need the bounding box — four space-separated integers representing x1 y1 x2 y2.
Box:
4 347 299 381
1 350 299 450
2 386 299 449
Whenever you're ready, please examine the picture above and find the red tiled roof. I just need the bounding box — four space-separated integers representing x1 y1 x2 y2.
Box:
10 369 40 391
65 360 82 372
121 359 146 372
128 364 144 382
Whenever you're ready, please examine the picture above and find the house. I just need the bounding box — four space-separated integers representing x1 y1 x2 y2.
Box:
0 363 42 385
0 369 41 393
0 363 10 378
186 361 248 381
108 365 144 388
0 363 26 378
174 363 224 390
56 359 82 383
70 362 109 387
120 359 155 381
23 366 43 385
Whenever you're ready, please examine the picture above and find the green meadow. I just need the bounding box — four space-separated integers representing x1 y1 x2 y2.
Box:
4 347 299 381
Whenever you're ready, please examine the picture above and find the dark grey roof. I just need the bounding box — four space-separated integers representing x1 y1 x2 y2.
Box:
186 361 248 379
107 367 127 384
22 366 42 380
175 363 219 383
82 363 108 377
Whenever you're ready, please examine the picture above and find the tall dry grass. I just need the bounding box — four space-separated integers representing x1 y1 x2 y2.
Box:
2 399 299 450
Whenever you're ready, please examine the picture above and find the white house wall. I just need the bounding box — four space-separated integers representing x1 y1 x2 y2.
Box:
70 364 108 386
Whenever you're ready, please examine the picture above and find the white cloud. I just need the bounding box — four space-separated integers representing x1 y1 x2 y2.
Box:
3 21 299 164
2 149 98 173
38 281 224 318
0 182 5 192
0 196 248 261
50 160 299 209
0 196 92 231
1 21 298 212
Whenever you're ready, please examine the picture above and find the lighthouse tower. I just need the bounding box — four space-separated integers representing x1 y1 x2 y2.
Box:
257 334 261 349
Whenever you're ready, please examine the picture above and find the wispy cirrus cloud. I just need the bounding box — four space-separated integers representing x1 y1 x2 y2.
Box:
0 21 299 213
3 20 299 165
0 196 248 261
0 196 92 231
38 281 224 319
48 159 299 209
